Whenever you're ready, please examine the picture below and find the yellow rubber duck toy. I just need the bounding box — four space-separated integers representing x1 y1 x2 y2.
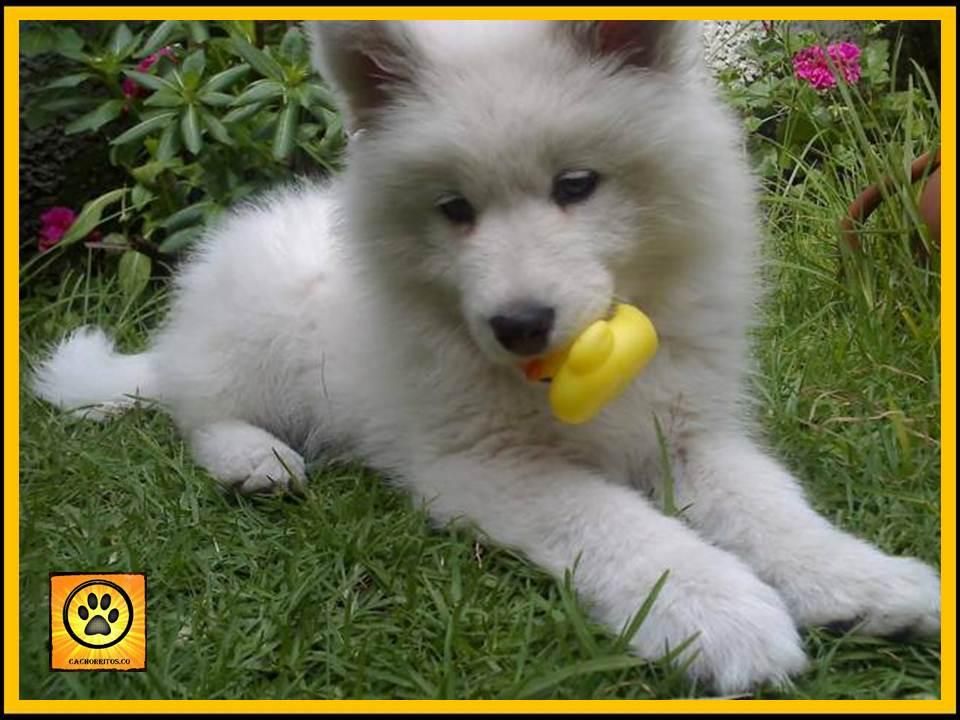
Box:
523 304 658 425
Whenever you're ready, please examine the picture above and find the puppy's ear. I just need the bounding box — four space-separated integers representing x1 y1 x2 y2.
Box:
304 21 422 133
557 21 702 73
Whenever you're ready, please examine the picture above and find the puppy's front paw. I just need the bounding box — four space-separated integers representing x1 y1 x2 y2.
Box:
238 444 307 494
190 421 307 494
781 550 940 638
628 555 807 695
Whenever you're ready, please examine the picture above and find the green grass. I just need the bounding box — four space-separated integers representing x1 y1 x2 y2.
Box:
18 66 942 702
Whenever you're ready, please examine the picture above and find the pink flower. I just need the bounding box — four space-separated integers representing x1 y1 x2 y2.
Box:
38 208 104 252
38 207 77 252
122 76 142 99
793 41 862 91
123 46 177 100
136 46 176 73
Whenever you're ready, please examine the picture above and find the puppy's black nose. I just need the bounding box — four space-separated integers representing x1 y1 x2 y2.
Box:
489 304 555 356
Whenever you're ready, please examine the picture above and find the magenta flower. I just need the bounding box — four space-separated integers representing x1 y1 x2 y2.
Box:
38 207 77 252
123 46 177 100
136 46 176 72
121 76 142 99
38 207 103 252
793 41 862 91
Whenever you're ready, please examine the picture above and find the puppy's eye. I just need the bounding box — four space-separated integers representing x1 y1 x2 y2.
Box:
552 169 599 206
436 194 476 225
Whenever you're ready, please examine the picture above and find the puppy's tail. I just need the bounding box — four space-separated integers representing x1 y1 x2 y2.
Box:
30 326 159 421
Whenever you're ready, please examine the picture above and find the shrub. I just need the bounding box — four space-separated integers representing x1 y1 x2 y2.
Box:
715 21 938 184
21 20 346 299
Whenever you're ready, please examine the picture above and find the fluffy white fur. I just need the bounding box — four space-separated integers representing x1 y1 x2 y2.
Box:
32 21 939 695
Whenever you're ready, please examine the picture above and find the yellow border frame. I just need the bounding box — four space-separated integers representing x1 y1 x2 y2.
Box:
4 6 956 714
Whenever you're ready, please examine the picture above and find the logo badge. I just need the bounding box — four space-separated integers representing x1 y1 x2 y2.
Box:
50 573 146 671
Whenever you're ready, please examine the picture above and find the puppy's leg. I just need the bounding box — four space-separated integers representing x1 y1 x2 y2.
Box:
409 452 806 694
675 433 940 637
189 420 306 494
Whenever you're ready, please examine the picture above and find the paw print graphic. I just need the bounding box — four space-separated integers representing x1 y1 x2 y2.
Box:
61 579 134 649
77 591 120 636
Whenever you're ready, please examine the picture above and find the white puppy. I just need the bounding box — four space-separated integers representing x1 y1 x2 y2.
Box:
32 21 940 694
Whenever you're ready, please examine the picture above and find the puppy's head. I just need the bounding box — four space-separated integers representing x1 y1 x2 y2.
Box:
307 21 738 365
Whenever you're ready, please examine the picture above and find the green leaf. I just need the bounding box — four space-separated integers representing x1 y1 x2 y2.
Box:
181 48 206 78
58 48 91 64
144 88 185 108
21 25 85 57
110 111 178 146
118 250 152 300
197 91 235 107
59 189 128 246
155 121 182 161
186 21 210 45
131 158 180 185
175 162 205 188
231 78 284 106
272 102 298 161
864 39 890 77
229 33 284 82
228 184 257 203
20 28 55 56
200 110 234 146
181 104 203 155
221 102 264 124
219 20 255 44
38 97 98 114
64 99 125 135
279 26 308 63
131 184 155 210
201 63 251 93
159 225 203 253
297 123 323 142
300 82 338 111
138 20 181 58
320 110 345 152
110 23 134 56
109 138 140 168
119 30 144 61
53 26 85 54
123 69 177 93
23 105 54 131
203 205 224 224
40 72 93 91
161 201 213 232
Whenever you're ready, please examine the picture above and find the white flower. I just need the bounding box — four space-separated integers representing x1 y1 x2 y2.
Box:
702 21 766 83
